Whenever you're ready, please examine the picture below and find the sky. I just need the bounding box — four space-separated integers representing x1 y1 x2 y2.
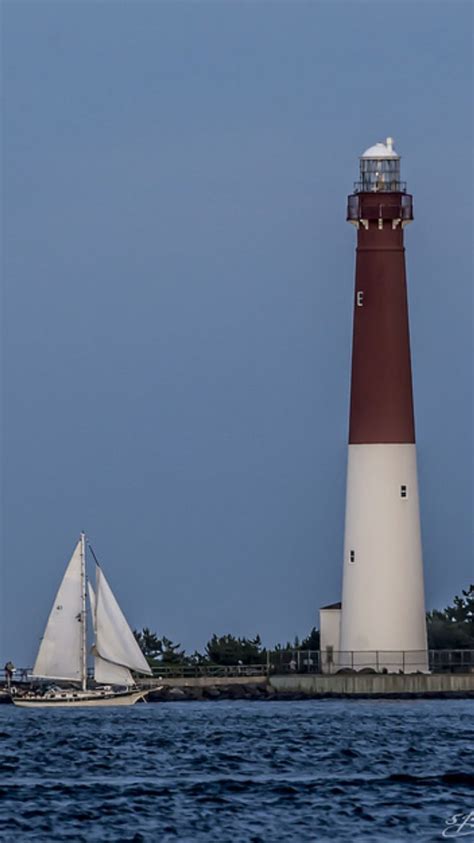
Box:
2 0 472 666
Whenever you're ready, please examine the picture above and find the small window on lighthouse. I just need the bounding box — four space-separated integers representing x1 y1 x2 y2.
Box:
349 550 355 563
401 485 407 498
356 291 364 307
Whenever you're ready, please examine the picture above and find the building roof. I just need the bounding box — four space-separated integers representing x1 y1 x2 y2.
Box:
320 601 342 610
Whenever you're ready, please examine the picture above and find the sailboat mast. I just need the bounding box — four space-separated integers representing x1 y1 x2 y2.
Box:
80 532 87 691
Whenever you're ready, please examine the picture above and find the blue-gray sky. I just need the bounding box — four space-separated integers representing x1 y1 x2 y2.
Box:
2 1 472 665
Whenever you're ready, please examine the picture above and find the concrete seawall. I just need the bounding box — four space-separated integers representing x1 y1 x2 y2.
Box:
143 673 474 700
269 673 474 697
140 675 267 689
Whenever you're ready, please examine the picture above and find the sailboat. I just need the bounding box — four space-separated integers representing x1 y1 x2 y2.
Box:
12 534 153 707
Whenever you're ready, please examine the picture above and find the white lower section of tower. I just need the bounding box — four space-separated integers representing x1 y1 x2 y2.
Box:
339 444 428 673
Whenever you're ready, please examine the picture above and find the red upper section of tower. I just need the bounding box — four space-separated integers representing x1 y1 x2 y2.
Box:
347 191 416 445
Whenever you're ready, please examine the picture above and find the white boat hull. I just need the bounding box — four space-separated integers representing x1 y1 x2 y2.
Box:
11 689 148 708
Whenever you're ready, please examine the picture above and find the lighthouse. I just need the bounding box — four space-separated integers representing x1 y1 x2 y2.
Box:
338 139 428 672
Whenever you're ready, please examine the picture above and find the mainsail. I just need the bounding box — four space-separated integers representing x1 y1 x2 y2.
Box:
91 564 151 682
32 540 83 682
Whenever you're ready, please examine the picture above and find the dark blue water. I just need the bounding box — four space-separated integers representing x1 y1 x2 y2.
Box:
0 700 473 841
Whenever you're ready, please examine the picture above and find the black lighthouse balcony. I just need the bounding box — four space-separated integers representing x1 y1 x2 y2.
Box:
347 192 413 223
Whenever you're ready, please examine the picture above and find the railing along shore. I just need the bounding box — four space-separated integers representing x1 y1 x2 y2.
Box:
5 649 474 685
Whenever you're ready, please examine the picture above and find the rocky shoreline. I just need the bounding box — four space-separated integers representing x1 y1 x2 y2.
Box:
148 682 272 702
146 683 474 702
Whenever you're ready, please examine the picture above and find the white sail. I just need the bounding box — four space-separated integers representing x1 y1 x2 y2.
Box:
94 655 134 686
88 581 97 631
94 565 151 676
88 581 134 686
32 541 83 682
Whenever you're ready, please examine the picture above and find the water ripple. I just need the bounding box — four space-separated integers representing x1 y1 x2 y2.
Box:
0 699 472 841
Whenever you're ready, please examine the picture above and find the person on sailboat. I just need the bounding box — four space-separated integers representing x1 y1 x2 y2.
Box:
4 661 15 688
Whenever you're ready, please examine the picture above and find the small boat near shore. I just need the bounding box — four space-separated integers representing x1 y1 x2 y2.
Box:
11 533 152 708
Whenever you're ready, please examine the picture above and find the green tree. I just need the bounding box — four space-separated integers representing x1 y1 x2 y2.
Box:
426 585 474 649
300 627 320 650
205 634 264 665
273 628 320 652
187 649 209 666
134 627 162 661
160 636 186 665
444 585 474 630
134 628 186 666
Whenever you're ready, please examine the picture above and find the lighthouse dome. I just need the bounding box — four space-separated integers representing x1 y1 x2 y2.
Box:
361 138 399 159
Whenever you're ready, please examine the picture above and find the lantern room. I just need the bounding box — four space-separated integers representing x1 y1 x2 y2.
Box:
355 137 406 194
347 137 413 224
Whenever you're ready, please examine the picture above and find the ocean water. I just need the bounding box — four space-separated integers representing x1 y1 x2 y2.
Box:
0 699 472 842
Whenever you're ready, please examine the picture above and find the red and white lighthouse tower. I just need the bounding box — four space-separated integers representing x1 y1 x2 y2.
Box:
339 139 428 672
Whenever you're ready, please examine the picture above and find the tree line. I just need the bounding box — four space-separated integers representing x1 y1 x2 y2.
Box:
134 584 474 667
